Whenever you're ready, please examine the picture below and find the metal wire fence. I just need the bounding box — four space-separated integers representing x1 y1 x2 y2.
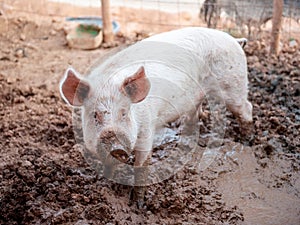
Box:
1 0 300 39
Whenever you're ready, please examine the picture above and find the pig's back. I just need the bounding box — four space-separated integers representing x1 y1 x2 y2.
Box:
143 27 243 57
88 27 244 84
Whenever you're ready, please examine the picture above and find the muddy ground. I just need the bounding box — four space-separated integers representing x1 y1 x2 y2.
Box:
0 5 300 225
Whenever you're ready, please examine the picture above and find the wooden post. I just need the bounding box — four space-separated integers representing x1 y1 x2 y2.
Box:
101 0 114 43
270 0 283 55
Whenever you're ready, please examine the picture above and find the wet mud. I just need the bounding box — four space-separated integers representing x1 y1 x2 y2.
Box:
0 11 299 225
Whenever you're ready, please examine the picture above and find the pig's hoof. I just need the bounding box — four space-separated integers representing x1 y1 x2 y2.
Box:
129 187 146 209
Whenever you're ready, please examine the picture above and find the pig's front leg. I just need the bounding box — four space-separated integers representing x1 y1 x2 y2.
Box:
131 128 154 208
133 150 152 208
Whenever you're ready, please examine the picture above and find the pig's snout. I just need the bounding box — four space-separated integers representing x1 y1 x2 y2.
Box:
98 129 130 163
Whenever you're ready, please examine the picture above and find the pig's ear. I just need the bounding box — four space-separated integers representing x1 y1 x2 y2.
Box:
59 68 90 107
121 66 150 103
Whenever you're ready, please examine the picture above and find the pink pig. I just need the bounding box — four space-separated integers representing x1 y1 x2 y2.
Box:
60 27 252 206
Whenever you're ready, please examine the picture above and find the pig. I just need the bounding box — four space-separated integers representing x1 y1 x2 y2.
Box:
200 0 220 28
199 0 273 37
59 27 253 207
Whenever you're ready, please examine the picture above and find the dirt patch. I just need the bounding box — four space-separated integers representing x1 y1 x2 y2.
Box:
0 4 299 225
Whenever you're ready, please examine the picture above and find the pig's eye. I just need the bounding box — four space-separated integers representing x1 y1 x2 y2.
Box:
94 111 103 124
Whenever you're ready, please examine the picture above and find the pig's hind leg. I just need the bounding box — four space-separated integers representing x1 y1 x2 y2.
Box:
210 52 253 142
223 86 253 142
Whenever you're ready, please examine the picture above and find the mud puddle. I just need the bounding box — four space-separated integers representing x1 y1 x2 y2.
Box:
215 143 300 225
